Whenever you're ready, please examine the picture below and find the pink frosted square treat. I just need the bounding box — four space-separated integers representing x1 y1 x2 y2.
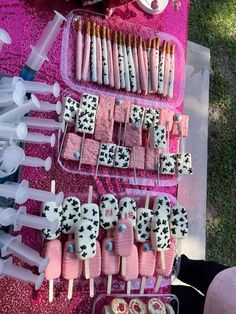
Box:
61 133 82 161
94 116 114 142
129 146 145 170
97 96 115 119
81 138 100 166
145 147 158 171
171 114 189 137
159 109 174 131
124 123 142 147
114 99 131 123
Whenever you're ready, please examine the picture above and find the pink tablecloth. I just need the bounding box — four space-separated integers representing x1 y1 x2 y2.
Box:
0 1 189 313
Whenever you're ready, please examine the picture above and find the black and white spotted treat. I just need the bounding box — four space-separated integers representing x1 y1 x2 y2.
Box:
129 105 145 125
41 201 62 240
119 197 137 228
63 96 80 124
98 143 116 167
61 196 81 234
153 196 171 218
118 40 125 89
114 145 131 168
100 194 119 230
150 126 167 149
81 203 100 238
76 93 99 134
176 153 193 175
160 153 177 175
151 214 171 252
102 34 109 86
127 41 136 93
135 208 153 242
74 219 96 260
170 205 188 238
143 108 160 130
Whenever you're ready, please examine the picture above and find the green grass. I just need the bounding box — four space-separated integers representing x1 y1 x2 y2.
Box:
188 0 236 265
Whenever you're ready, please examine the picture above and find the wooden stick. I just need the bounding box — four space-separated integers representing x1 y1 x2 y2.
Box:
67 279 74 300
85 259 90 279
140 276 146 294
49 279 54 303
122 108 129 146
57 123 68 162
95 143 102 179
107 274 112 295
78 132 85 170
133 146 137 184
145 193 151 209
118 123 122 146
160 251 166 270
88 185 93 203
89 278 94 298
154 276 162 292
157 149 160 186
51 180 56 194
121 256 126 276
166 121 170 152
127 280 131 294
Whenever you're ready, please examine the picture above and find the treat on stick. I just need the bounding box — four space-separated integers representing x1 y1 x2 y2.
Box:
157 41 167 95
118 31 125 89
41 180 62 240
155 237 175 292
129 146 145 170
119 197 137 228
81 185 99 238
171 114 189 138
132 36 141 93
135 192 152 242
127 34 136 93
168 44 175 99
100 194 119 235
96 143 116 177
153 196 171 218
114 219 134 276
111 298 128 314
143 108 160 130
102 26 109 85
170 204 188 240
82 138 100 166
62 240 82 299
145 147 158 171
138 37 147 93
74 219 96 260
114 145 131 169
102 237 120 294
147 38 152 93
107 28 114 88
148 298 166 314
61 196 81 236
43 239 62 303
150 38 158 93
84 240 101 298
163 42 171 97
143 41 148 94
155 38 160 86
122 34 130 92
160 153 177 175
176 152 193 175
76 19 83 82
159 107 174 151
61 133 82 161
129 104 145 125
139 241 156 294
129 299 147 314
121 244 138 294
96 24 102 85
113 31 120 90
91 22 97 83
82 21 91 81
114 98 130 145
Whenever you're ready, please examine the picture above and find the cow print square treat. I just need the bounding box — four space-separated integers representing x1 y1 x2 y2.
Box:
129 105 145 125
80 93 99 112
63 96 80 124
151 216 171 251
153 196 171 218
61 196 81 234
114 145 131 169
135 208 154 242
74 219 96 260
176 153 193 175
98 143 116 167
150 126 167 149
143 108 160 130
160 153 177 175
170 205 188 238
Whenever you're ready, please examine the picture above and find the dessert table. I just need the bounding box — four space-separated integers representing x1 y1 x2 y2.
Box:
0 0 190 312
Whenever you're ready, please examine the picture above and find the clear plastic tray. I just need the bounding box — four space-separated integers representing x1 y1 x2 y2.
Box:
60 9 186 109
58 88 184 187
92 294 179 314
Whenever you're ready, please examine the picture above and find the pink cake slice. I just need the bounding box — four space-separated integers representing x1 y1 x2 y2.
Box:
43 239 62 280
61 133 82 161
124 123 142 147
171 115 189 137
114 100 131 123
122 244 138 281
159 109 174 131
145 147 158 171
129 146 145 170
62 240 82 280
156 237 175 277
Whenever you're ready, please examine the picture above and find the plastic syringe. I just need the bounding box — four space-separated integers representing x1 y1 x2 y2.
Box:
0 28 11 52
19 11 66 81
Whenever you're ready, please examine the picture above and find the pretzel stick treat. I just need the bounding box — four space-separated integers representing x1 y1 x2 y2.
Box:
82 21 91 81
132 36 141 93
96 24 103 85
76 19 83 82
107 28 114 88
91 22 97 83
113 31 120 90
118 31 125 89
122 34 130 92
127 34 136 92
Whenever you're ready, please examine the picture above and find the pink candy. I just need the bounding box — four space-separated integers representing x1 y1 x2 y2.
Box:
145 148 158 171
122 244 138 281
87 241 101 278
82 139 100 166
129 146 145 170
159 109 174 131
171 115 189 137
43 239 62 281
124 123 142 147
102 238 120 276
115 219 134 257
61 133 81 161
156 237 175 277
139 242 156 277
62 240 82 280
114 100 131 123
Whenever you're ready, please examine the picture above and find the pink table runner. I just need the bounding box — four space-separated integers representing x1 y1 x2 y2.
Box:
0 1 189 313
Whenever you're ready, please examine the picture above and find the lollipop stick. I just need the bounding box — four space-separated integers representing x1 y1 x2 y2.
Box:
88 185 93 203
85 259 90 279
122 108 129 146
49 279 54 303
107 229 112 238
121 256 126 276
176 239 182 256
67 279 74 300
118 123 122 146
89 278 94 298
107 274 112 295
145 193 150 209
160 251 166 270
51 180 56 194
180 121 184 153
157 150 160 186
78 133 85 170
57 123 68 162
133 146 137 184
166 121 170 152
154 276 162 292
140 276 146 294
127 280 131 294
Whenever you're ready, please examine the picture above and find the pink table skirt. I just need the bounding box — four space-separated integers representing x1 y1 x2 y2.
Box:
0 0 189 313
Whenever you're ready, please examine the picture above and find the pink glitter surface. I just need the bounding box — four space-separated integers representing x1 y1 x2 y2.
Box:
0 1 189 313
